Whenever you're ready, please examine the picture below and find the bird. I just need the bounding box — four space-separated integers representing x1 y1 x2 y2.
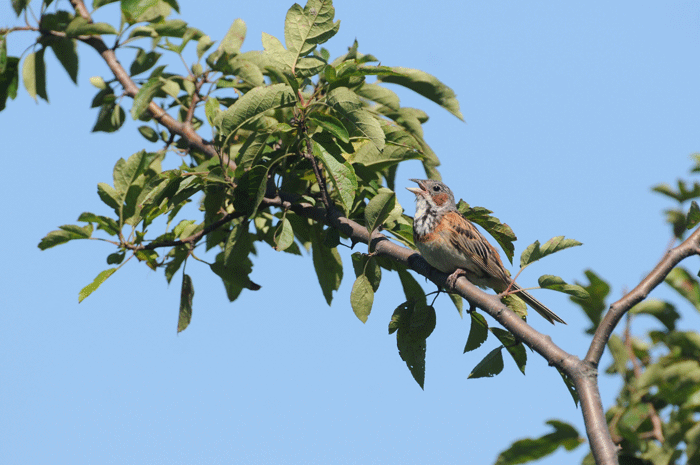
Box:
406 179 566 325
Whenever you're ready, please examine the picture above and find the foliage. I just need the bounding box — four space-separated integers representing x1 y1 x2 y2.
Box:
495 160 700 464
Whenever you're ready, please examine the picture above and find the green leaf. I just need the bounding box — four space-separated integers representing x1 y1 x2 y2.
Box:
538 275 590 299
311 225 343 305
557 367 579 406
138 125 159 142
11 0 29 16
0 57 20 111
284 0 339 67
456 201 517 264
274 216 294 251
204 96 220 126
22 49 48 102
629 299 680 331
312 139 357 215
232 164 268 218
448 293 463 317
606 334 628 375
97 182 122 214
326 87 385 150
391 301 429 389
397 268 426 306
49 38 78 84
219 18 246 54
468 347 504 379
350 274 374 323
177 273 194 333
130 76 163 119
653 180 700 203
219 83 296 139
409 303 436 340
464 311 488 353
93 0 119 9
121 0 172 24
235 132 271 170
665 267 700 312
520 236 583 268
38 224 93 250
494 420 583 465
308 112 349 143
356 82 400 110
378 66 463 120
364 188 396 236
130 50 161 76
106 251 125 265
113 150 157 196
351 253 381 291
491 328 527 375
65 17 118 36
151 19 187 38
687 200 700 229
569 270 610 335
77 212 119 235
79 268 117 302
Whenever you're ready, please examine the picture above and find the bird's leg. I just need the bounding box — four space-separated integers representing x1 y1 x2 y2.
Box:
446 268 467 289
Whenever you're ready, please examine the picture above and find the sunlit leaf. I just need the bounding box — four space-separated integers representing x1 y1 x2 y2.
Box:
326 86 385 151
350 274 374 323
521 236 582 268
78 268 117 302
177 273 194 333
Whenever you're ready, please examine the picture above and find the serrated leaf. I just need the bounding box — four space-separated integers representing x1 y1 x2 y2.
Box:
311 225 343 305
219 83 295 139
309 112 349 143
393 300 428 389
22 49 48 102
49 38 78 84
38 224 93 250
464 311 488 353
365 188 396 236
378 66 463 120
312 140 357 215
274 216 294 251
520 236 583 268
468 347 504 379
350 274 374 323
538 275 590 299
284 0 339 68
177 273 194 333
79 268 117 302
130 76 163 119
326 86 385 150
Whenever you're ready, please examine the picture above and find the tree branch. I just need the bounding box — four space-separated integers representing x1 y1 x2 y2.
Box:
68 0 221 164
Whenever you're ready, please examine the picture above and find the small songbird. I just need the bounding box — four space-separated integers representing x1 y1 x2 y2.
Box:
407 179 566 325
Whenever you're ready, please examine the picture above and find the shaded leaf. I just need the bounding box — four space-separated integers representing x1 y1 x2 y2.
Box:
356 82 400 110
365 188 396 235
569 270 610 335
326 86 385 150
464 311 488 353
687 200 700 230
311 225 343 305
177 273 193 333
49 38 78 83
138 125 159 142
0 57 20 111
130 76 163 119
130 50 161 76
491 328 527 375
665 267 700 312
557 367 580 406
312 139 357 215
309 112 349 143
468 347 504 379
629 299 680 331
65 17 117 36
11 0 29 16
78 268 117 302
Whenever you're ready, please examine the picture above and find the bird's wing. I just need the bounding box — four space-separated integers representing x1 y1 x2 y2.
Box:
438 211 511 286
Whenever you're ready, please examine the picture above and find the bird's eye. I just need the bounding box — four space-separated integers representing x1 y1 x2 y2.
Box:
432 185 441 192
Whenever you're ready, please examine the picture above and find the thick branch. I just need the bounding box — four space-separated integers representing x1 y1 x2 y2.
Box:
586 226 700 366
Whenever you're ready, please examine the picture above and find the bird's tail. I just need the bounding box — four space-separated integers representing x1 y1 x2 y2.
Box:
508 283 566 325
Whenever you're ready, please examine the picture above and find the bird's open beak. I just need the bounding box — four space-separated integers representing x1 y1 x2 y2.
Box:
406 179 427 196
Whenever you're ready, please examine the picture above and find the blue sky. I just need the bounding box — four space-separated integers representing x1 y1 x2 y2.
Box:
2 1 700 464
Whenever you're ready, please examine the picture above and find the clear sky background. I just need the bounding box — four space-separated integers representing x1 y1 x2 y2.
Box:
2 1 700 464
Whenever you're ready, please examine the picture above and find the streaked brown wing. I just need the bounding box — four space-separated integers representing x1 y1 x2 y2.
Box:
441 211 511 286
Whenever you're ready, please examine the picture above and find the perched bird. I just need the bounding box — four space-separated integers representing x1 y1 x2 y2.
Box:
407 179 566 325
